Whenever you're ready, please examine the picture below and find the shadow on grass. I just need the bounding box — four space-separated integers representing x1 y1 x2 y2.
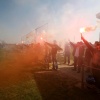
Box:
33 67 100 100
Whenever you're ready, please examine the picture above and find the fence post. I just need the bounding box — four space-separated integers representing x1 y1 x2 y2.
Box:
81 64 84 89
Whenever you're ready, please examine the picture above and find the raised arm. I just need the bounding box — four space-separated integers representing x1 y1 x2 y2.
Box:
45 41 62 50
81 33 94 53
69 41 75 48
56 44 62 51
44 42 53 47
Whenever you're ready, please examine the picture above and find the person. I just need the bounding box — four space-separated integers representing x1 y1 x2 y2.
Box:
64 42 70 65
77 42 85 73
44 44 51 69
85 47 92 72
44 40 62 70
70 40 84 72
69 41 80 71
51 40 58 70
81 33 100 88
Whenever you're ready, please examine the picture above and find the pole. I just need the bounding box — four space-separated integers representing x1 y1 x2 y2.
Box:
46 23 48 42
80 32 84 89
35 23 48 30
35 29 37 43
81 64 84 89
99 32 100 42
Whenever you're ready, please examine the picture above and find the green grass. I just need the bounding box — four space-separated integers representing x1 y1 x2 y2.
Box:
0 79 42 100
0 49 42 100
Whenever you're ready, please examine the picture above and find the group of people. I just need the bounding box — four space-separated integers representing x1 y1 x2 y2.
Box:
63 39 89 73
81 34 100 88
32 34 100 88
45 35 100 71
44 35 100 75
44 39 85 72
44 39 89 72
69 41 85 73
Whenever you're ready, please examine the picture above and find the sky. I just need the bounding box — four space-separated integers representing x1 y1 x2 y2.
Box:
0 0 100 44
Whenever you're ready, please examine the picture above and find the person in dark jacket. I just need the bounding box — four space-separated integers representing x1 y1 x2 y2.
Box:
81 33 100 88
85 47 92 72
44 40 62 70
77 43 85 73
64 42 70 65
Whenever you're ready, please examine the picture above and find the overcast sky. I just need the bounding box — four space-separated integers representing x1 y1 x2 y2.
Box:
0 0 100 44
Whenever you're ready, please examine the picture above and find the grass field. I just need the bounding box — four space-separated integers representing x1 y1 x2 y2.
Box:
0 48 100 100
0 79 42 100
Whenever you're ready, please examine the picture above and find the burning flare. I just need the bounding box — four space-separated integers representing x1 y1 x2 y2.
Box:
80 26 97 33
80 28 86 33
